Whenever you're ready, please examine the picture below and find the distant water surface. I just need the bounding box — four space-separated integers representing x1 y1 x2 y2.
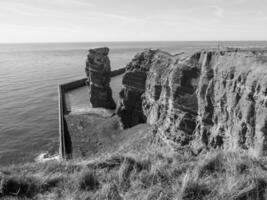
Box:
0 41 267 165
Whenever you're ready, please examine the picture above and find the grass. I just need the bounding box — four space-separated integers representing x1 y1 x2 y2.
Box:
1 146 267 200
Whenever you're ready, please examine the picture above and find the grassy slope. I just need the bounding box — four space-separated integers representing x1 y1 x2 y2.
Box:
1 129 267 200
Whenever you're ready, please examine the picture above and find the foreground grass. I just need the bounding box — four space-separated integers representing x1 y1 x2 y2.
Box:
1 146 267 200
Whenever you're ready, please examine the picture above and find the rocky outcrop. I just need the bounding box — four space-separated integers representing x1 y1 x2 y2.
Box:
192 49 267 157
143 50 200 149
86 47 116 109
116 50 156 128
118 48 267 156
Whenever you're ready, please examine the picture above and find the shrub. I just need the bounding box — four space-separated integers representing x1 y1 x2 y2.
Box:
95 183 123 200
182 182 210 200
0 176 40 198
78 169 99 191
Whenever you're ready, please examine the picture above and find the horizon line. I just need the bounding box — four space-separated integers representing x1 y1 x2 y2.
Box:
1 40 267 45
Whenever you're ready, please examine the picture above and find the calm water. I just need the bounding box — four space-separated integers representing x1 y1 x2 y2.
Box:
0 41 267 165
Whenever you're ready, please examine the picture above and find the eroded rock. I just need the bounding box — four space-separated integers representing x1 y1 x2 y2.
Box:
193 49 267 156
116 50 156 128
118 48 267 156
143 50 200 149
86 47 116 109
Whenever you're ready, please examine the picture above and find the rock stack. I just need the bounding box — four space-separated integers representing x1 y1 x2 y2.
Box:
85 47 116 109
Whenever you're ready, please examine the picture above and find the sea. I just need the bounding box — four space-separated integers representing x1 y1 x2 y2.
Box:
0 41 267 166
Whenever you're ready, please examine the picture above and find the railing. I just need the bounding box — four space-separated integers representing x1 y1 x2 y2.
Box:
58 67 125 159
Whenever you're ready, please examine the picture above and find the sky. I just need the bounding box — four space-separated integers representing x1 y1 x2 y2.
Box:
0 0 267 43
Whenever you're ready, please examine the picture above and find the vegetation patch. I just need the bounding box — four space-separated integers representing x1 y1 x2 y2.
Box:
1 148 267 199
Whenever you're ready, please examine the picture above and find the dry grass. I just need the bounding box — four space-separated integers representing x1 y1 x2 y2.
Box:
1 147 267 200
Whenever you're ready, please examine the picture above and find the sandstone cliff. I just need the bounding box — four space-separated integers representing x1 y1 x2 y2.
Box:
86 47 116 109
116 50 154 128
117 48 267 156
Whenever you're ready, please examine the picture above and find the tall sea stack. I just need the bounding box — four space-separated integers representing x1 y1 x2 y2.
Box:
85 47 116 109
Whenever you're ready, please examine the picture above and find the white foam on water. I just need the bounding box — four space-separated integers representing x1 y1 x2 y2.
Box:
35 152 60 163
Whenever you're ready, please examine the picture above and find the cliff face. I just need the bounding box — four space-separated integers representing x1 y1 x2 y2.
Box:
85 47 116 109
118 48 267 156
193 50 267 156
143 50 200 149
116 50 155 128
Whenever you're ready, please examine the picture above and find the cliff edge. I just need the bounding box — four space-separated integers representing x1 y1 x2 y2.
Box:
117 48 267 156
